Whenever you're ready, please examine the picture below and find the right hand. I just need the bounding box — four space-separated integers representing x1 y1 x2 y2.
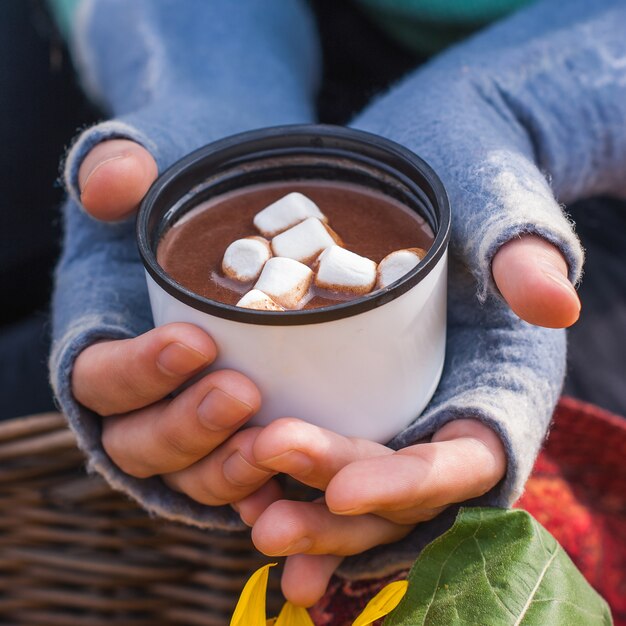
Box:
71 140 281 507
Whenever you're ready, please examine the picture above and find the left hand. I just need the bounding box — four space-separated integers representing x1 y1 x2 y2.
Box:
231 416 506 607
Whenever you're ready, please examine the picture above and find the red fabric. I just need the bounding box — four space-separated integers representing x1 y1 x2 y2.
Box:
516 396 626 626
310 397 626 625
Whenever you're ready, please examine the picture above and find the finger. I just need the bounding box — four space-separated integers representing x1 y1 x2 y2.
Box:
492 234 580 328
78 139 158 221
251 500 412 557
325 419 506 522
161 428 277 505
281 554 343 607
102 369 260 477
73 323 218 416
252 418 391 490
234 481 285 527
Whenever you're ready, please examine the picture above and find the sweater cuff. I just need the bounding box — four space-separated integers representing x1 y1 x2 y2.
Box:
62 120 158 206
469 153 585 301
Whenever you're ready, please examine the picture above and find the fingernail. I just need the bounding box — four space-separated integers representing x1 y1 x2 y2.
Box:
540 261 581 306
157 342 211 377
275 537 313 556
79 153 127 193
329 504 362 515
197 388 253 431
258 450 314 475
223 451 271 486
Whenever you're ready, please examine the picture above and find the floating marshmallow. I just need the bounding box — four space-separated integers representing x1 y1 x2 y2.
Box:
254 257 313 309
253 192 326 238
222 236 272 282
271 217 341 265
376 248 426 288
315 245 377 295
236 289 284 311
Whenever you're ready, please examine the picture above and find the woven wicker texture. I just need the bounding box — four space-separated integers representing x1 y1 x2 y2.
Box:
2 400 624 625
0 413 283 626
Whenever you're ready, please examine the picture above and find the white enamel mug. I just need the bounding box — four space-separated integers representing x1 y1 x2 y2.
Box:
138 125 450 443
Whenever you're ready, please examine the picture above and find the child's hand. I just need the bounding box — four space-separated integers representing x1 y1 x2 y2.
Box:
71 326 280 506
69 141 279 507
234 417 505 606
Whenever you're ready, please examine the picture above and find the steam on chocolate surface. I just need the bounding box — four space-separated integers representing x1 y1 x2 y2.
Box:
157 181 434 309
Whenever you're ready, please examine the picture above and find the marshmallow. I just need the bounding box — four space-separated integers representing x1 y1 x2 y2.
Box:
253 192 326 237
254 257 313 309
271 217 341 265
222 236 271 282
315 245 377 295
376 248 426 288
236 289 284 311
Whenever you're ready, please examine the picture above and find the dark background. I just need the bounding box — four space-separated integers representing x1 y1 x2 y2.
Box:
0 0 97 418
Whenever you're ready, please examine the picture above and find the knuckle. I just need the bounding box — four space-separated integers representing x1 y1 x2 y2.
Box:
193 475 232 506
101 422 123 464
102 422 155 479
411 506 446 524
160 460 237 506
161 470 231 506
73 340 146 416
157 424 208 461
112 366 153 406
384 510 425 525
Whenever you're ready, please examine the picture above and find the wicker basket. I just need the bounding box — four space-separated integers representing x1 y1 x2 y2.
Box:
2 401 625 625
0 413 283 625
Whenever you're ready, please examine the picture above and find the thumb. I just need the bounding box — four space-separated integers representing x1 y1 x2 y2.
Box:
78 139 158 221
492 234 581 328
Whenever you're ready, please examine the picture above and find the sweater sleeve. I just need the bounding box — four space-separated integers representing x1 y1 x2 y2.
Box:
62 0 320 200
50 0 320 530
337 0 625 578
355 0 626 298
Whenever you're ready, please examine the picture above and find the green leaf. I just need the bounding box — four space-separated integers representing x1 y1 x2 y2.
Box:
384 508 612 626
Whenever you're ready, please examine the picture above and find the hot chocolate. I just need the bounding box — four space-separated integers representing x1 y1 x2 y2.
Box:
157 180 434 309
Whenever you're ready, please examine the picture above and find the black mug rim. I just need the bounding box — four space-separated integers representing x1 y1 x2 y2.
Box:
137 124 450 326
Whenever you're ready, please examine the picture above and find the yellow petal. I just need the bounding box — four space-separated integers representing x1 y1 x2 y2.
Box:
352 580 408 626
274 601 315 625
230 563 277 626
